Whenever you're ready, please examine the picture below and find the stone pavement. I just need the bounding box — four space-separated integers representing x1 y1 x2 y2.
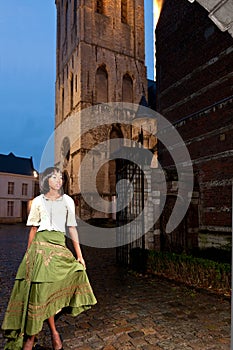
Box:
0 224 231 350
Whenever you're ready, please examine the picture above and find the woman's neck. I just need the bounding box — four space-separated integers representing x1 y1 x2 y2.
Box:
44 190 61 200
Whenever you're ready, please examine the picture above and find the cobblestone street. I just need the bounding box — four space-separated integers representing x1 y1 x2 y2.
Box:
0 224 231 350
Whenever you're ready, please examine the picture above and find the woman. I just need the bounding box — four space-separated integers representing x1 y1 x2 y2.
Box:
2 167 97 350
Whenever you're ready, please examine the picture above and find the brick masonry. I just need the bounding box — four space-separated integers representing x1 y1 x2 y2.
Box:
54 0 148 221
156 0 233 247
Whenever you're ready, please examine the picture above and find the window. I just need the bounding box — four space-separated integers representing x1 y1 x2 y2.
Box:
109 127 124 194
96 66 108 103
70 73 74 110
75 74 78 92
73 0 77 26
122 74 133 102
8 182 14 195
61 137 70 167
34 182 40 197
121 0 127 23
22 183 28 196
7 201 14 216
96 0 103 14
65 1 69 38
61 88 64 119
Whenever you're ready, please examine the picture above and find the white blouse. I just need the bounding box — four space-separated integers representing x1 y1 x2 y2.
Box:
27 194 77 233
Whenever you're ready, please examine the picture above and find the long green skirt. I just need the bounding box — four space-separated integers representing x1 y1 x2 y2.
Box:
1 230 97 350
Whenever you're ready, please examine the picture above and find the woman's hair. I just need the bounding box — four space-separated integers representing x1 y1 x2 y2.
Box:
40 167 63 194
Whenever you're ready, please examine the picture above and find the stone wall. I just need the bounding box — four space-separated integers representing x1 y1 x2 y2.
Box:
54 0 148 221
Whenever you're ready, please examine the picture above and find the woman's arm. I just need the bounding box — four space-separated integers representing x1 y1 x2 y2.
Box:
27 226 38 249
68 226 86 268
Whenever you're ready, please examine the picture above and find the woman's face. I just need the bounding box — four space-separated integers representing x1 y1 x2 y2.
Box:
48 170 63 191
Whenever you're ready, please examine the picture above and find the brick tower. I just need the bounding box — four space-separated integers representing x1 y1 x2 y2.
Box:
54 0 148 219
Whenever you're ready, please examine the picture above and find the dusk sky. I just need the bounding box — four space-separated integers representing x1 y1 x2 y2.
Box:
0 1 154 170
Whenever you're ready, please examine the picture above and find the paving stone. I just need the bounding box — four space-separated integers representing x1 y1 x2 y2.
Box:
76 321 91 329
117 343 135 350
97 331 117 343
140 327 157 336
129 337 148 347
116 333 132 343
128 331 145 338
142 346 162 350
144 334 160 345
112 326 134 335
0 224 231 350
87 341 103 349
115 319 129 326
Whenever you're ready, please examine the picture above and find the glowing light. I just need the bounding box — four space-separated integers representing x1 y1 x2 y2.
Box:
153 0 164 28
153 0 164 80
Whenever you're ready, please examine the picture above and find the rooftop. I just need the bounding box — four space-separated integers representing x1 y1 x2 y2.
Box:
0 152 36 176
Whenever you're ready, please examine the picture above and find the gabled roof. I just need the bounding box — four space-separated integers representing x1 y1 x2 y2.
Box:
0 152 36 176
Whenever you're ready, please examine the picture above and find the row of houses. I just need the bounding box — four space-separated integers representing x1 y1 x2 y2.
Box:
0 152 39 223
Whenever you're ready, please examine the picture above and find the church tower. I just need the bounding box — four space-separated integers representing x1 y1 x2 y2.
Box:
54 0 148 219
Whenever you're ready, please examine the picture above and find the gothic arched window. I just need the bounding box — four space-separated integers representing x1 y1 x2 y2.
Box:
109 126 124 194
61 137 70 166
96 66 108 103
96 0 104 14
61 87 64 119
73 0 77 26
121 0 127 23
70 73 74 110
65 1 69 38
122 74 133 103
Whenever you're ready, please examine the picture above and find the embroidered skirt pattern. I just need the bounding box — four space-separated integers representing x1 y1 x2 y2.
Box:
2 230 97 350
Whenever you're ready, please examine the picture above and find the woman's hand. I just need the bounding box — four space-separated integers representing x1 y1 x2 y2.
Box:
27 226 38 249
77 256 86 269
68 227 86 269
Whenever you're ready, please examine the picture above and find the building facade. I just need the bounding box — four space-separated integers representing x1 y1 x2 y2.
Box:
54 0 148 220
156 0 233 250
0 153 39 223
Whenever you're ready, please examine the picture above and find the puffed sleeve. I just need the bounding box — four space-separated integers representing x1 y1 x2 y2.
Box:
65 195 77 227
26 196 41 226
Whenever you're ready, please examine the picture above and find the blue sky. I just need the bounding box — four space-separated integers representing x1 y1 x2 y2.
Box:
0 1 154 170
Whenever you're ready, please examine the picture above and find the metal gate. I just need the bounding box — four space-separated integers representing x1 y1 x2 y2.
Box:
116 158 145 266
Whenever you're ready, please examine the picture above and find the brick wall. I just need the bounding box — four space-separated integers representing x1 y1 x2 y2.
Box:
156 0 233 245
